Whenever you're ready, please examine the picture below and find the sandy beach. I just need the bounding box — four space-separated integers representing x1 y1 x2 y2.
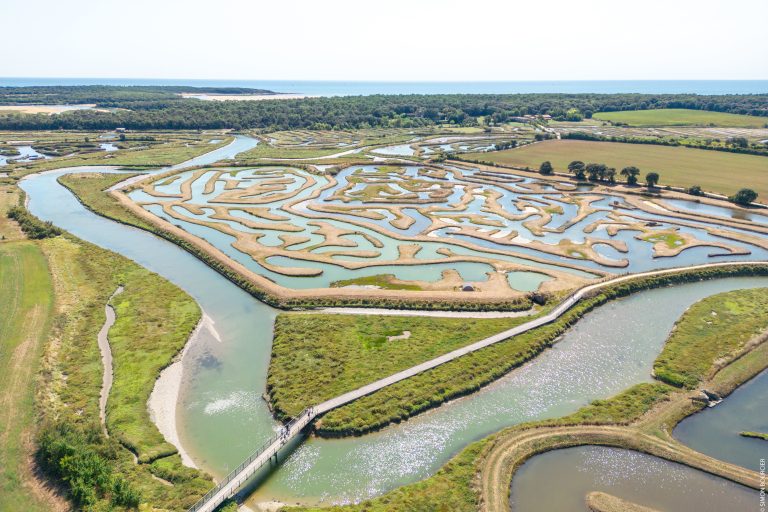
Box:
0 104 102 114
147 317 208 469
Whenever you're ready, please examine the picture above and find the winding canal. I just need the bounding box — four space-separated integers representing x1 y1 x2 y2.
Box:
19 137 768 507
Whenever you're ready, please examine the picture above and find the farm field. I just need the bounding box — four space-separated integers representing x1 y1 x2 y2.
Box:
0 241 54 511
592 108 768 127
464 139 768 200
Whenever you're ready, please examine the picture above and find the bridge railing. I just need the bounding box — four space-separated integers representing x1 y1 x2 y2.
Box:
188 408 314 512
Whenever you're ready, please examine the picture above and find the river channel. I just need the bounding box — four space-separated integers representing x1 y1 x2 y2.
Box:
19 136 766 507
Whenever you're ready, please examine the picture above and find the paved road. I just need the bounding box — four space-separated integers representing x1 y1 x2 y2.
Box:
189 260 765 512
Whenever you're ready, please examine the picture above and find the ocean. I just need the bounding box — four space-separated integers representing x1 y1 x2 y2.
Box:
1 79 767 96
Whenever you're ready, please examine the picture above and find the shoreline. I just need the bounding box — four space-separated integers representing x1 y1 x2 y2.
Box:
147 315 210 469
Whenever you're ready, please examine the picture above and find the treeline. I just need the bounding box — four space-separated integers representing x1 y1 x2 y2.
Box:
0 85 274 106
0 89 766 131
563 131 768 156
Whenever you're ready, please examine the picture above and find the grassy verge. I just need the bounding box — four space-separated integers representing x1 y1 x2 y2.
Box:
272 264 768 436
653 287 768 388
0 241 54 511
267 312 543 420
592 108 768 127
462 139 768 200
37 233 210 510
58 171 537 312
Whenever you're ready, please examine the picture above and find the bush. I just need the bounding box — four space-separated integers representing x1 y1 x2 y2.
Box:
730 188 758 206
37 422 141 509
7 205 62 239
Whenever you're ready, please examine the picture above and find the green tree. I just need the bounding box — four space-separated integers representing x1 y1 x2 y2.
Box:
645 172 660 188
568 160 586 180
539 161 553 175
586 163 605 181
564 108 583 121
730 188 758 205
687 185 704 196
620 166 640 185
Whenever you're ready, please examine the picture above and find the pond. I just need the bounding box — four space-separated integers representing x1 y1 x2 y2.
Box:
510 446 755 512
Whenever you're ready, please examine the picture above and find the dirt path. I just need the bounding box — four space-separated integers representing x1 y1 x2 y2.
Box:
97 286 124 435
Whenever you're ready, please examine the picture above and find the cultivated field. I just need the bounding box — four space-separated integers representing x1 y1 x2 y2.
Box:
465 139 768 199
592 109 768 128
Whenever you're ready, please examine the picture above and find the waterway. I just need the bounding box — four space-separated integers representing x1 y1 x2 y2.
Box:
19 138 768 507
674 369 768 471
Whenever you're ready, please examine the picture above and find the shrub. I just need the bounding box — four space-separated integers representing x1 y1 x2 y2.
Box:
7 205 62 239
730 188 758 206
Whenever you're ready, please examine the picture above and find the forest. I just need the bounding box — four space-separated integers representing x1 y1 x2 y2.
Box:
0 86 766 131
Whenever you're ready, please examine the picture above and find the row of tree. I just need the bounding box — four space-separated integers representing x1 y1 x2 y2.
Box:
539 161 759 206
539 160 660 187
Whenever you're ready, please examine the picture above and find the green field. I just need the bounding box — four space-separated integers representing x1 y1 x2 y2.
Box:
267 313 538 421
593 109 768 127
654 288 768 388
0 241 54 511
464 139 768 200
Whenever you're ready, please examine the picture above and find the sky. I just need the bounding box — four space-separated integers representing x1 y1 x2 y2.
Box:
2 0 767 81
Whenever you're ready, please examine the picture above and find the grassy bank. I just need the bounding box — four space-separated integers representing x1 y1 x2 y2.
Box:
0 242 54 511
272 264 768 436
267 312 543 420
653 287 768 388
37 232 210 509
592 108 768 127
462 139 768 200
740 431 768 441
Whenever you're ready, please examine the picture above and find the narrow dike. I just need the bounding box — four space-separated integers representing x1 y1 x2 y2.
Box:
98 285 124 436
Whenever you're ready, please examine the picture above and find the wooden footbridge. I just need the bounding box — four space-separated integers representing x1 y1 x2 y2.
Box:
188 261 765 512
